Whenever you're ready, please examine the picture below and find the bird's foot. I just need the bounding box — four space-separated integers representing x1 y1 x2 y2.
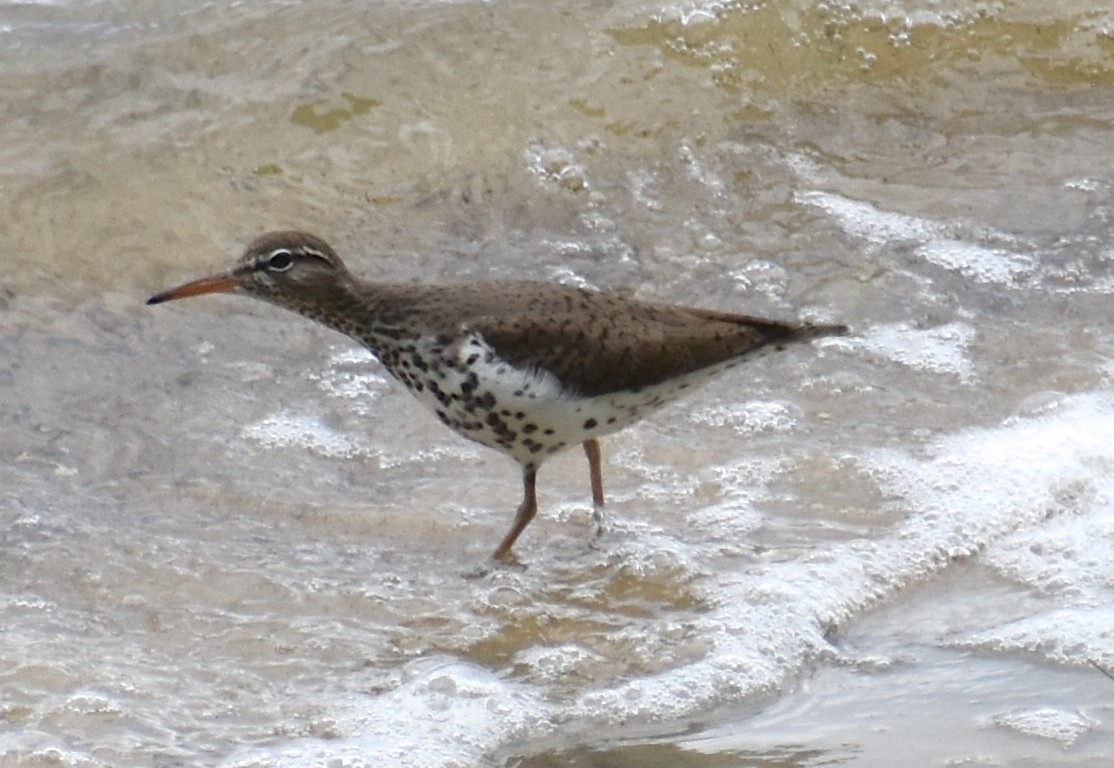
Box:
588 503 607 549
462 552 527 579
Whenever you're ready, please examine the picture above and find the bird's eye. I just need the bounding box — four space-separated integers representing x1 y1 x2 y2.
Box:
266 250 294 272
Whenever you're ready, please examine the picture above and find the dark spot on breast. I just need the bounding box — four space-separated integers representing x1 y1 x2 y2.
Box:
583 418 597 430
428 380 451 405
522 424 537 434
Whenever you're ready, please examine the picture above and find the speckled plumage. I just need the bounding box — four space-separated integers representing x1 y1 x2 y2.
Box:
148 230 848 559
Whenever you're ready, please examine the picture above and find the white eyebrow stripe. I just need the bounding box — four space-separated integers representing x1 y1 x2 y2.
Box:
253 246 328 269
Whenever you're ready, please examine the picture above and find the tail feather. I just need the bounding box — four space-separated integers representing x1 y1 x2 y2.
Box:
786 322 850 344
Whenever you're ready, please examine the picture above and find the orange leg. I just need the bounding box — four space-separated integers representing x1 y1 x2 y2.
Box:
582 438 605 529
492 467 538 560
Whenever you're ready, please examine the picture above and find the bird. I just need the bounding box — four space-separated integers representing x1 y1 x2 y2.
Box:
147 230 847 560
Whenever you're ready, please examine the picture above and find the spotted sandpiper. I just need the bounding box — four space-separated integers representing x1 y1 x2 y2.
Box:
148 231 847 559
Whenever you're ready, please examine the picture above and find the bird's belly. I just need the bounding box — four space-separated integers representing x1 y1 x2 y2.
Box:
415 381 667 466
381 335 738 467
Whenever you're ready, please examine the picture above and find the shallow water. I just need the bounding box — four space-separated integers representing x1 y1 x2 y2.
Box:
2 0 1114 765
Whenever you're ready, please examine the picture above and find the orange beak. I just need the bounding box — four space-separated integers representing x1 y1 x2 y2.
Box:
147 272 239 305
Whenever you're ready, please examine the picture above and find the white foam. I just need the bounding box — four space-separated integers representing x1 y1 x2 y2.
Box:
241 409 479 469
796 190 938 243
326 348 377 366
1063 177 1102 193
916 239 1034 285
992 707 1097 744
1057 274 1114 295
221 659 551 768
853 321 977 381
572 392 1114 723
308 348 389 416
955 604 1114 669
241 411 362 459
796 190 1033 286
224 392 1114 766
0 730 99 768
689 399 800 434
980 500 1114 603
514 644 605 684
947 490 1114 671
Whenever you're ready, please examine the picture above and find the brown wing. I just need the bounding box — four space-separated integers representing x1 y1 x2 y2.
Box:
460 284 844 397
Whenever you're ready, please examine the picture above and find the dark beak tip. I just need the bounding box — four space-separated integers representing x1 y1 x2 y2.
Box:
144 273 238 306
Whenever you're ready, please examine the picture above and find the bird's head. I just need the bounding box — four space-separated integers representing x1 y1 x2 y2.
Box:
147 231 352 310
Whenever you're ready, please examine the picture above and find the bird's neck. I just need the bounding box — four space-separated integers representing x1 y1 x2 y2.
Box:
286 276 417 357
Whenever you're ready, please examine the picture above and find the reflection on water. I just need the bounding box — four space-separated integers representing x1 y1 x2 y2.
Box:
2 0 1114 765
